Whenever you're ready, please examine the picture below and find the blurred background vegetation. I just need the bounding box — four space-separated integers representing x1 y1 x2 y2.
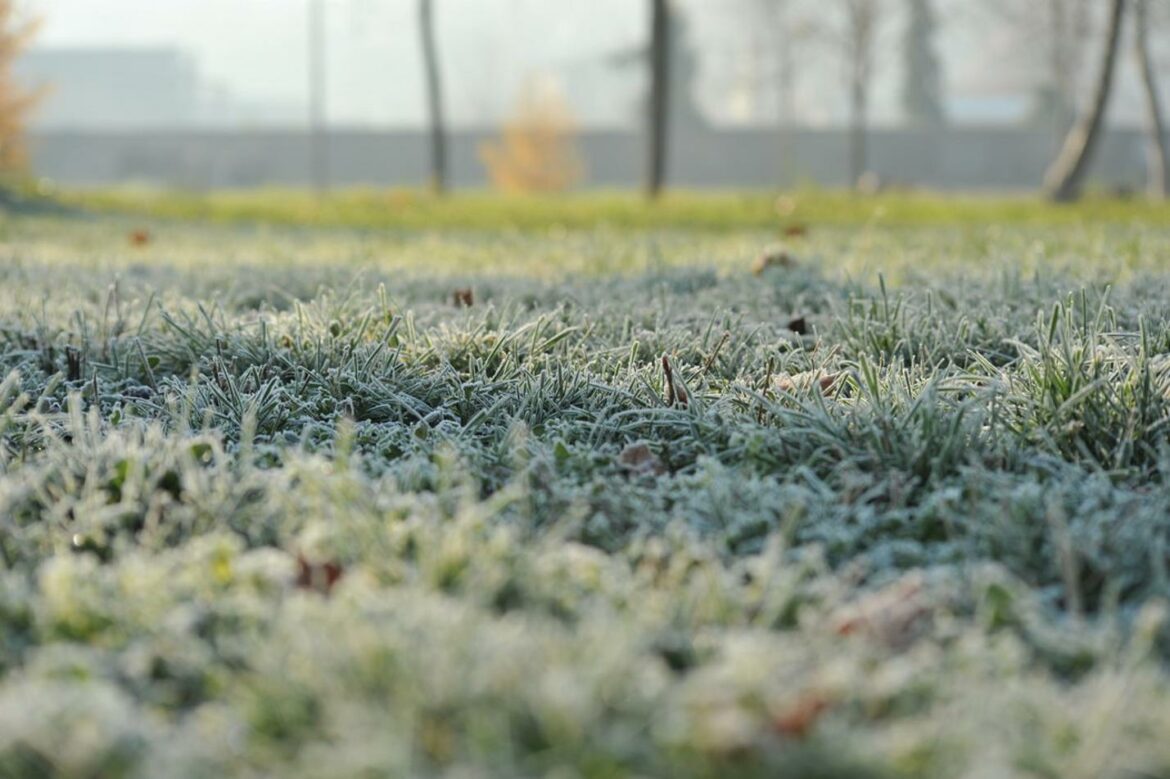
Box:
0 0 1167 203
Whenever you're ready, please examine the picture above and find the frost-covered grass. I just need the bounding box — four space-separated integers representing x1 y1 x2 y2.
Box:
3 212 1170 777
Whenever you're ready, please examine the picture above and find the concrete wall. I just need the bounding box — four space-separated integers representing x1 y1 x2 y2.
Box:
26 127 1153 191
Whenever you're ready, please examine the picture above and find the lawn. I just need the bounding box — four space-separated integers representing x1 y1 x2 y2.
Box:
3 195 1170 778
62 185 1170 230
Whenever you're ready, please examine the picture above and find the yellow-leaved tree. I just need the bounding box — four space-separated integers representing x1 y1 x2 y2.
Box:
0 0 39 175
479 79 584 194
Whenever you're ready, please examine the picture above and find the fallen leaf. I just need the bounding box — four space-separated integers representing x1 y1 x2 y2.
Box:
782 223 809 239
786 316 809 335
752 250 798 277
662 355 688 407
774 371 839 394
856 171 883 195
295 554 344 595
619 442 666 477
772 691 832 739
129 229 152 248
388 190 416 209
775 195 798 217
452 288 474 308
831 574 930 648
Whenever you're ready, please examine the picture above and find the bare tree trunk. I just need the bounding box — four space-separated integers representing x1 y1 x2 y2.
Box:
646 0 671 199
1049 0 1070 136
419 0 448 195
849 69 867 187
1134 0 1168 199
842 0 876 190
777 50 796 186
778 41 796 186
1042 0 1127 202
308 0 328 194
778 3 796 127
767 0 797 185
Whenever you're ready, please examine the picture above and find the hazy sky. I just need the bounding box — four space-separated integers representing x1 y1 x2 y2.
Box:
20 0 1160 129
25 0 659 126
21 0 873 128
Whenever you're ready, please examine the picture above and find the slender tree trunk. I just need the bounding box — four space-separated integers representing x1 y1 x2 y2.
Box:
646 0 671 199
308 0 328 194
771 1 797 185
778 5 796 127
1049 0 1070 137
778 47 796 186
419 0 448 195
1042 0 1127 202
843 0 875 190
849 66 867 187
1134 0 1168 199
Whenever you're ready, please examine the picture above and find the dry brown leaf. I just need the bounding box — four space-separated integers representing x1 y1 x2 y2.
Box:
295 554 344 595
775 195 798 217
619 442 666 477
772 691 832 739
782 223 809 239
831 575 930 648
856 171 883 195
785 315 809 335
129 229 152 248
662 355 688 407
774 371 839 394
751 250 798 277
452 288 474 308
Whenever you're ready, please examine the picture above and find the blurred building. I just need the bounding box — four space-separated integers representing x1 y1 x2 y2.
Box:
17 47 200 128
22 126 1152 192
9 21 1161 191
16 47 302 129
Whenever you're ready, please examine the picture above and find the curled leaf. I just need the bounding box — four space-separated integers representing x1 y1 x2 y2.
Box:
295 554 344 595
782 223 809 239
662 355 688 407
619 442 666 477
772 691 832 739
775 195 798 216
831 574 930 648
752 250 798 276
774 371 839 394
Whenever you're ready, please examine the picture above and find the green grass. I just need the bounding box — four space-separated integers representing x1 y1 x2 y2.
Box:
3 205 1170 777
61 185 1170 231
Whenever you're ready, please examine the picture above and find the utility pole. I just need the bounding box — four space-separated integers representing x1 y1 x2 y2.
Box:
308 0 329 194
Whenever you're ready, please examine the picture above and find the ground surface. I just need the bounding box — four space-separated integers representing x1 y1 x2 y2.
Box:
3 195 1170 778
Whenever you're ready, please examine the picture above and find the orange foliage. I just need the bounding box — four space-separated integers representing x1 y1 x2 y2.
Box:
479 80 585 193
0 1 41 173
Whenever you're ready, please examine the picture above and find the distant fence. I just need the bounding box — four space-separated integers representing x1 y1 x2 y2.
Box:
27 126 1155 191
